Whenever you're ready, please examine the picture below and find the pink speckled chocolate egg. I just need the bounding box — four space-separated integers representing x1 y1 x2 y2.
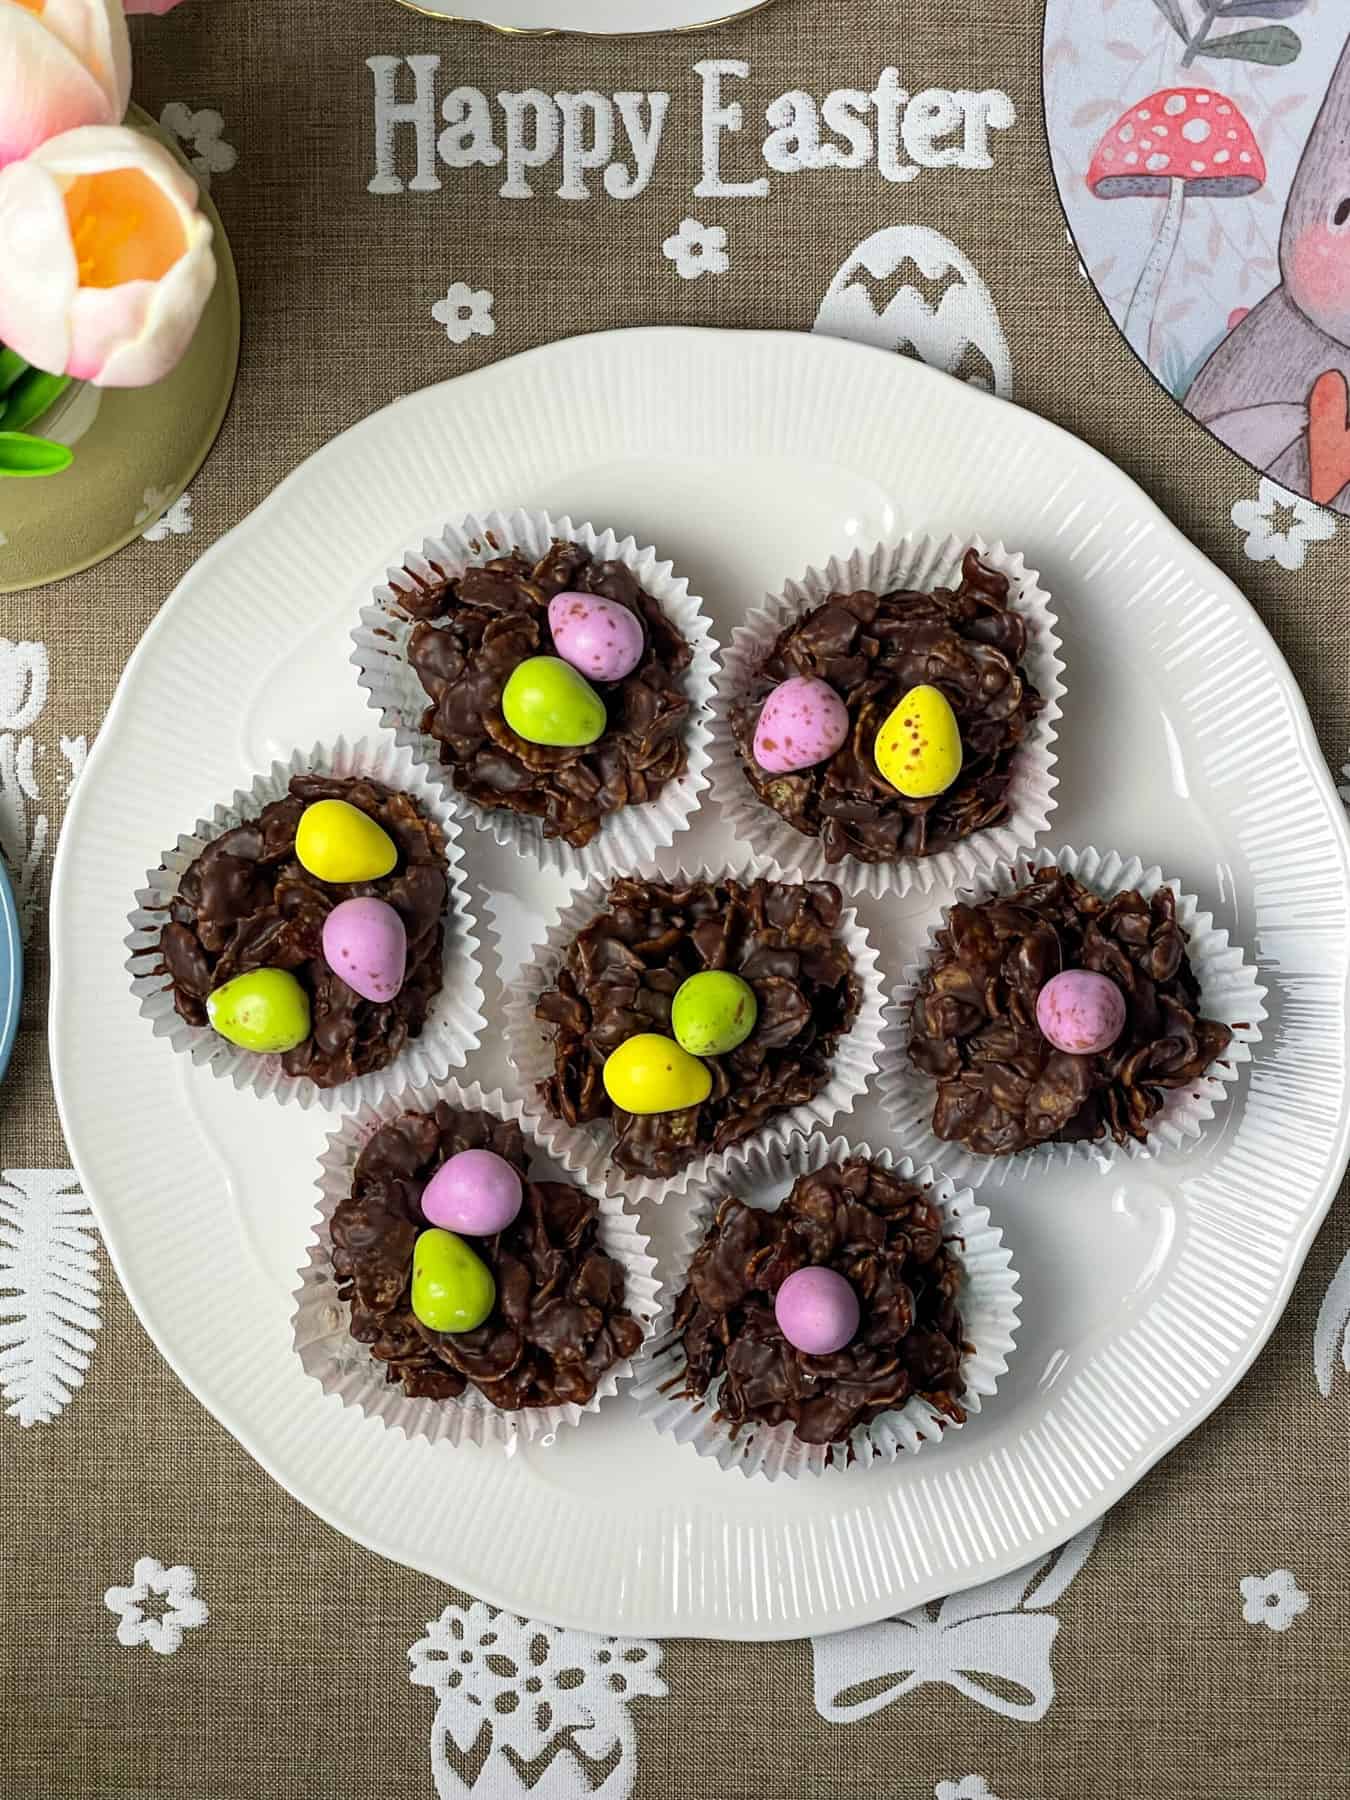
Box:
321 896 407 1004
1036 969 1126 1056
421 1148 524 1236
752 676 849 774
548 591 645 683
774 1265 860 1356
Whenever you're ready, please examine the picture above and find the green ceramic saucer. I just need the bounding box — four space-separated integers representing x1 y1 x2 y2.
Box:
0 108 241 595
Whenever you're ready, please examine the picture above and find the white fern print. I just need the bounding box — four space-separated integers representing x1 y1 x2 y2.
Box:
1314 1247 1350 1399
0 1170 101 1425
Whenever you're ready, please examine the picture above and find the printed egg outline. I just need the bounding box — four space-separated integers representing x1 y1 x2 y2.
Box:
811 224 1013 398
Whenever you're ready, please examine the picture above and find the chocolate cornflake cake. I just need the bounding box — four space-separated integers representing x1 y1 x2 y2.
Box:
907 866 1234 1155
158 773 446 1088
536 875 863 1181
729 548 1043 864
330 1104 645 1406
675 1159 967 1447
392 539 693 848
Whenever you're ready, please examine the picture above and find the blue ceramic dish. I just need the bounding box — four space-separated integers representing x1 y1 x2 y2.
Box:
0 858 22 1084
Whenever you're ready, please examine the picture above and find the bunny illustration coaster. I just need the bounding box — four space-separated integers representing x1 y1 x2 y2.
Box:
1046 4 1350 515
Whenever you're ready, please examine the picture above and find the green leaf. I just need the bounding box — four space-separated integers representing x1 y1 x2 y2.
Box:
1201 23 1302 62
0 349 27 396
1217 1 1305 16
1151 0 1188 38
0 432 74 478
0 369 69 433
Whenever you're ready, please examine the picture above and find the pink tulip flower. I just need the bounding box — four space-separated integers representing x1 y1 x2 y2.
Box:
1 0 131 169
0 126 216 387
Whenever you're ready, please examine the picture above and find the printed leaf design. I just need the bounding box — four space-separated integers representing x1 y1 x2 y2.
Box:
1150 0 1189 37
0 433 73 479
1313 1247 1350 1398
0 1171 101 1426
1217 1 1306 16
1200 24 1301 63
0 350 27 396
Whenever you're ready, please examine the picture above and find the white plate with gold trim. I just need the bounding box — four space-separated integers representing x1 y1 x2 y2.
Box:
51 328 1350 1639
393 0 772 32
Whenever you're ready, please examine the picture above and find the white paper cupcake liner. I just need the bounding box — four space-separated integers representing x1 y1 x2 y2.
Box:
880 844 1268 1186
125 735 487 1112
708 532 1065 901
629 1131 1020 1480
501 856 888 1206
352 508 719 880
291 1079 661 1450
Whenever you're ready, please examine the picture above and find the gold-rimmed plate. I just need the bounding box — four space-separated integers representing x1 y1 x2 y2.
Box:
394 0 773 33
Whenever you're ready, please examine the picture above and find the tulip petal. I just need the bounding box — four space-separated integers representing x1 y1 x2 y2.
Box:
86 222 216 386
40 0 131 119
0 157 76 374
0 8 118 169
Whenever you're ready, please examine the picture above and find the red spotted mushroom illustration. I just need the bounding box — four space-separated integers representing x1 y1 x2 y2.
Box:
1087 87 1265 365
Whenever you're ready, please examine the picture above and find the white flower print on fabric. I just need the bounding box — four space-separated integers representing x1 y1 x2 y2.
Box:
1231 480 1337 572
0 1171 100 1427
409 1600 666 1799
662 218 728 281
159 103 237 189
936 1780 1002 1800
1240 1571 1309 1634
134 485 172 528
142 494 193 542
104 1558 208 1655
431 284 495 346
1314 1246 1350 1397
812 1519 1101 1725
813 225 1013 397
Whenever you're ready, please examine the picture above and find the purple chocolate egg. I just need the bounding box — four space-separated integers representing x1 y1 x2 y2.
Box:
321 896 407 1003
548 591 645 684
1036 969 1127 1056
774 1265 860 1356
752 676 849 774
421 1147 524 1236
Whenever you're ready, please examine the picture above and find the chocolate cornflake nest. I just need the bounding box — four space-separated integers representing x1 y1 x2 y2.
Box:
729 548 1044 864
907 866 1235 1156
675 1159 968 1447
392 538 693 848
157 772 447 1089
330 1104 645 1407
535 875 863 1181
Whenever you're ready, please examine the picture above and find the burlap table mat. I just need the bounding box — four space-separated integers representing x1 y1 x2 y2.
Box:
2 2 1348 1795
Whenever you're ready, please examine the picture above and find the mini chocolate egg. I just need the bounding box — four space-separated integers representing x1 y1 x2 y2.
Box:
321 896 407 1004
671 971 758 1058
1036 969 1127 1057
295 799 398 884
502 655 607 748
410 1227 496 1333
874 683 963 798
752 676 849 775
548 591 645 684
206 967 310 1054
422 1148 523 1236
774 1266 860 1356
602 1032 711 1115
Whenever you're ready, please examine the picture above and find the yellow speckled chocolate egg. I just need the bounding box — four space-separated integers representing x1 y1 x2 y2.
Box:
874 684 963 798
295 799 398 884
602 1033 712 1115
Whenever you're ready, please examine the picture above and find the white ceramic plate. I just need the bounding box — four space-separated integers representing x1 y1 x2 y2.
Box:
51 329 1350 1640
392 0 771 33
